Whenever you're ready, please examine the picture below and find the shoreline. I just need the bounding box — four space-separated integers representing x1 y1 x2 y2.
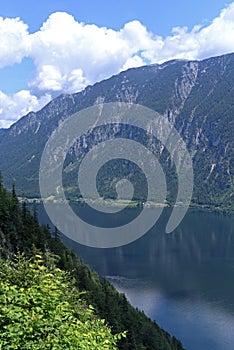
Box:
18 196 234 216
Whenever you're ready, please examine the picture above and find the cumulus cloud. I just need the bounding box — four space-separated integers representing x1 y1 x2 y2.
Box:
29 14 148 92
143 3 234 62
0 16 30 68
1 2 234 127
0 90 51 128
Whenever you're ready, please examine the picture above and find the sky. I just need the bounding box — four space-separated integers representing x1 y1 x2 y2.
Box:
0 0 234 128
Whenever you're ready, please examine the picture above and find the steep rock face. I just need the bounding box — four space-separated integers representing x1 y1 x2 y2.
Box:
0 53 233 208
174 55 234 206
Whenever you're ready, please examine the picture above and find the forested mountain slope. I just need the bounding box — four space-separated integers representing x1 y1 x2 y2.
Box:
0 53 233 209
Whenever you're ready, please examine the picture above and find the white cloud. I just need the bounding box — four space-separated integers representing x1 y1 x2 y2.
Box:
122 55 146 71
29 13 139 91
1 3 234 127
144 3 234 62
0 17 30 68
0 90 51 128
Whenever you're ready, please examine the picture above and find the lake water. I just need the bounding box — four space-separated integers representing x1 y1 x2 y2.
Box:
36 203 234 350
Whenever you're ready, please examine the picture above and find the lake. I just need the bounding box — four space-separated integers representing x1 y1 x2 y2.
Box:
35 203 234 350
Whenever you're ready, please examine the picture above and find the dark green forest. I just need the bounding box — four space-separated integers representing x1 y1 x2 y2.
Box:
0 173 185 350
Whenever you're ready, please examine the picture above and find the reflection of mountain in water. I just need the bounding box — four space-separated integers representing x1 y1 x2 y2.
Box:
34 203 234 350
35 203 234 314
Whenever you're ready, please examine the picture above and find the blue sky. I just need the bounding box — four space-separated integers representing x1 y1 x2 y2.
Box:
0 0 234 128
1 1 232 35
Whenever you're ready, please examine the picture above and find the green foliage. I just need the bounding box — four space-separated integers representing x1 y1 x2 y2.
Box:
0 253 121 349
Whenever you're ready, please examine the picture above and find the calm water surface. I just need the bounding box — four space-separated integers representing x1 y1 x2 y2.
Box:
36 204 234 350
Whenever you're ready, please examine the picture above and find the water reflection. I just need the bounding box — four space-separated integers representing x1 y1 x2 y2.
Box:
107 278 234 350
36 204 234 350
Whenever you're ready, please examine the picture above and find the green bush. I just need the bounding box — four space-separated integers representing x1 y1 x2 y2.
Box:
0 253 123 349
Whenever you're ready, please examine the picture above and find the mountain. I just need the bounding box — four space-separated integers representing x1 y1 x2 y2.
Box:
0 53 233 210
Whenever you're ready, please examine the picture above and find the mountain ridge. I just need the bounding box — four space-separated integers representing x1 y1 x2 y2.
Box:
0 53 233 209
